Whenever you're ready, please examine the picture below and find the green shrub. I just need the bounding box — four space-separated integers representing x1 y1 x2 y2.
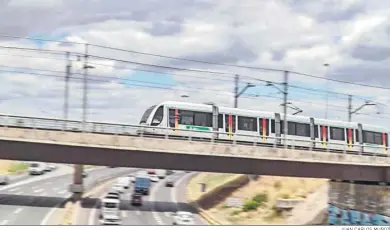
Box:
252 193 268 205
242 200 259 212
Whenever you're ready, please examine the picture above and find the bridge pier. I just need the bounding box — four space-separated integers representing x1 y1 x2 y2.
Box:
69 164 84 201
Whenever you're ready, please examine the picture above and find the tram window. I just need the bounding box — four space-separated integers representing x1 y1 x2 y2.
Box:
296 123 310 137
151 106 164 126
363 131 374 144
168 109 175 127
330 127 345 141
140 105 156 124
179 110 194 125
218 114 223 128
271 119 275 133
355 130 360 142
238 116 257 132
281 121 310 137
194 112 212 127
374 133 382 145
314 125 319 138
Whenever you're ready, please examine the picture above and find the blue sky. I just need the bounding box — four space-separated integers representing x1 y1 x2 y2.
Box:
28 32 70 47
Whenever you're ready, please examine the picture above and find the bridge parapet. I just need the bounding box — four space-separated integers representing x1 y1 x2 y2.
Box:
0 126 389 167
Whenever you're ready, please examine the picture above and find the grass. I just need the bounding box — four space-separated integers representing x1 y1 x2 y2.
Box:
205 176 328 225
7 162 29 174
0 160 29 174
187 172 242 201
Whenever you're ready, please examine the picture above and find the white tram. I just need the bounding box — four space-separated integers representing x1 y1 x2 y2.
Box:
138 101 389 155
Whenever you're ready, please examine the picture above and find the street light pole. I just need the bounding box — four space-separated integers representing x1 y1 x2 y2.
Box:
348 95 376 122
234 75 239 108
234 74 255 108
82 43 89 132
63 51 71 130
64 52 72 130
283 71 289 149
323 63 330 119
348 95 352 122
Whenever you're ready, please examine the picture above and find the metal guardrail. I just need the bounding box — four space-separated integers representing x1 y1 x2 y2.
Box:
0 113 389 166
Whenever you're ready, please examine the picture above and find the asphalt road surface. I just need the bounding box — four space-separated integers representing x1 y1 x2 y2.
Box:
0 165 134 225
86 171 207 225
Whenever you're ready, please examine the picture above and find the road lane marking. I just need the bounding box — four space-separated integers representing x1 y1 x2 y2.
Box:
121 211 127 218
171 173 194 210
8 187 19 192
151 175 180 225
164 212 171 217
34 188 44 193
57 190 67 195
13 208 23 214
0 220 8 225
41 203 62 225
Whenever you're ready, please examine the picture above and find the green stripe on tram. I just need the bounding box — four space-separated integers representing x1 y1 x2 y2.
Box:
185 125 211 131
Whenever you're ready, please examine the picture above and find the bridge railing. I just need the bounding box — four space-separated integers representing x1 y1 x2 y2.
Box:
0 113 389 166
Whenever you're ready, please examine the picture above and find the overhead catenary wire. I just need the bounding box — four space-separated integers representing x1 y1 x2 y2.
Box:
2 36 390 92
0 63 372 105
0 44 387 108
0 67 382 118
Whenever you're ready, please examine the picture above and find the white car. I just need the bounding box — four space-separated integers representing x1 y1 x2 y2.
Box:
116 177 130 189
100 213 121 225
128 175 136 183
29 162 45 175
112 183 124 193
105 190 120 199
0 175 9 185
172 211 195 225
149 175 159 182
48 164 57 170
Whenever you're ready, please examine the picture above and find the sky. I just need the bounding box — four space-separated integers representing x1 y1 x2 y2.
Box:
0 0 390 126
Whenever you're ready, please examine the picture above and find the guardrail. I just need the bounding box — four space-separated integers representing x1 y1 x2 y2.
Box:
0 113 389 167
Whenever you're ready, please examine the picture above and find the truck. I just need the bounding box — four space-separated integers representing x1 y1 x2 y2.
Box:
134 175 151 195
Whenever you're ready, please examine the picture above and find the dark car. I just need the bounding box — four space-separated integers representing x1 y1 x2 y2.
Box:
131 193 143 206
165 180 174 187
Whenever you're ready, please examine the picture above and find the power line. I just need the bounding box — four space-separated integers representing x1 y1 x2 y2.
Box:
3 35 390 93
0 45 386 108
0 63 384 109
0 67 375 113
1 66 386 120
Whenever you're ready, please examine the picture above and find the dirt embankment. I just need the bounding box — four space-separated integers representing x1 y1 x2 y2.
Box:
188 173 328 225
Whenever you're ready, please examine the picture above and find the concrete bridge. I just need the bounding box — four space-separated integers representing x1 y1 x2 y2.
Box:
0 115 389 199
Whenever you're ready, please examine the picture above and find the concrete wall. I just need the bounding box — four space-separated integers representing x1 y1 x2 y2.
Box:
328 181 390 225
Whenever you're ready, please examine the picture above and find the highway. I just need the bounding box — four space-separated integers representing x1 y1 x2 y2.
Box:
0 165 134 225
83 171 207 225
